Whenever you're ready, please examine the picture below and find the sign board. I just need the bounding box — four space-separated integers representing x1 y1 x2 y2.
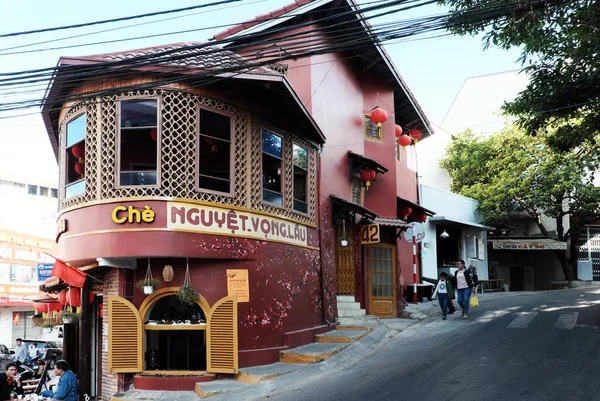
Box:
167 202 309 248
403 222 425 243
37 263 54 282
360 224 380 244
226 269 249 303
490 239 567 250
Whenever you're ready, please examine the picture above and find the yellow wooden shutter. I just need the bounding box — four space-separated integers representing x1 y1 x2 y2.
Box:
207 295 238 374
108 295 143 373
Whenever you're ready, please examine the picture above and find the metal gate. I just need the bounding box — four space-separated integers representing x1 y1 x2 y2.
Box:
335 220 355 295
577 226 600 281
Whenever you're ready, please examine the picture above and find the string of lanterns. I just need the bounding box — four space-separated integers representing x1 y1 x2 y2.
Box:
71 142 85 178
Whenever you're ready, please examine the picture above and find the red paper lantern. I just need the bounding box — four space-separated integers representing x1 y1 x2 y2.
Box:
74 162 84 175
397 135 412 147
71 142 85 159
58 289 68 305
394 125 403 138
360 168 377 190
99 304 104 319
49 303 62 312
399 206 413 219
33 303 46 313
66 288 81 307
409 129 423 141
150 129 158 141
370 107 388 125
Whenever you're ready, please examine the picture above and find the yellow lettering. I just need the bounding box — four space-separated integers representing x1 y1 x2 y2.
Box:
111 206 127 224
127 206 141 223
142 205 155 223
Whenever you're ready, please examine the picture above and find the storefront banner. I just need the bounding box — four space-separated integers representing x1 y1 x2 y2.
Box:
37 263 54 282
490 239 567 250
0 283 44 302
0 230 57 266
167 202 308 247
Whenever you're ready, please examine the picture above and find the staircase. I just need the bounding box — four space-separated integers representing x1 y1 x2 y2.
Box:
336 295 379 326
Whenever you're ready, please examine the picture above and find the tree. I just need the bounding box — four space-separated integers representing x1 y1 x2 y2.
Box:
440 127 600 280
442 0 600 151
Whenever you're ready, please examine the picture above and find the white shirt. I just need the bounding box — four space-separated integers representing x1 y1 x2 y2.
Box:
432 280 448 298
456 270 469 289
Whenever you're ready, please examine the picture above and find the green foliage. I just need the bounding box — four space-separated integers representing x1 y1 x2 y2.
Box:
136 279 160 290
177 286 200 305
440 127 600 238
61 310 81 324
442 0 600 150
42 322 55 329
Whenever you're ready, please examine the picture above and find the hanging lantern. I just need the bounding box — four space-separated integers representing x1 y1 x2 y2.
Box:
394 124 403 138
66 288 81 308
163 265 174 282
49 302 63 312
33 303 46 313
409 129 423 142
74 162 85 175
360 168 377 190
71 142 84 159
150 129 158 141
58 289 68 305
370 107 388 126
99 304 104 319
397 135 412 147
399 206 413 220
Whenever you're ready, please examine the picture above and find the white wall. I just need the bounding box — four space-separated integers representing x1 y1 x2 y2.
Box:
416 123 453 192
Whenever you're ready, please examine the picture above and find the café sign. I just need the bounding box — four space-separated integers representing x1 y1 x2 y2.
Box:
490 239 567 250
167 202 308 247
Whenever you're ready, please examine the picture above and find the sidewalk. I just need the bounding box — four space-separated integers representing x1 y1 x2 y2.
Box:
111 290 524 401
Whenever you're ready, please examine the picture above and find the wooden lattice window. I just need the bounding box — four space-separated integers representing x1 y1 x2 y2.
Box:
64 113 86 199
262 129 284 206
197 108 234 194
117 99 159 187
364 115 382 141
293 144 308 214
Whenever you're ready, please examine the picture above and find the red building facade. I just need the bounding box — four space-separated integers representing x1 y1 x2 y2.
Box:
41 1 431 399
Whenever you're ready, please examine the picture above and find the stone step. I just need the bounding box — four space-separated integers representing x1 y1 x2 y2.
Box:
235 362 305 384
337 308 366 317
315 329 369 343
337 315 379 326
195 380 250 399
279 342 348 364
336 324 376 332
337 295 357 303
337 302 362 310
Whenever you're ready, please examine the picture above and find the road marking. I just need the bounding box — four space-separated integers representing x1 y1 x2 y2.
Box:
507 311 538 328
555 312 578 329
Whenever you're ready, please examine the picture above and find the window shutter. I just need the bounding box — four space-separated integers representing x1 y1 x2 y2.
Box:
108 295 142 373
207 295 238 374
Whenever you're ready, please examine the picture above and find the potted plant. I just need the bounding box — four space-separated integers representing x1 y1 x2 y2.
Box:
42 322 54 334
61 310 81 324
138 258 159 294
136 278 160 295
176 259 200 305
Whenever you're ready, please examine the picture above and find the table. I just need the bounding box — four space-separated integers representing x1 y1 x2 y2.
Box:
478 279 505 293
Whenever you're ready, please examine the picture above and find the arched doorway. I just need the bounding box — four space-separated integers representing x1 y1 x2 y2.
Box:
139 288 210 371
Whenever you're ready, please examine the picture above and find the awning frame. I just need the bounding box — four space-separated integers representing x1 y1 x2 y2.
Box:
330 194 378 220
428 215 494 230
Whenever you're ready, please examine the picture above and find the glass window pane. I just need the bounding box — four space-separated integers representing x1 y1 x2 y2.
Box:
294 200 308 214
200 109 230 141
120 126 157 186
65 180 85 198
365 115 380 140
263 154 282 195
66 114 86 148
27 185 37 195
293 166 307 212
262 130 282 158
199 136 231 192
199 176 230 193
39 187 49 196
121 100 157 127
120 172 157 186
50 188 58 198
293 145 307 169
263 189 283 205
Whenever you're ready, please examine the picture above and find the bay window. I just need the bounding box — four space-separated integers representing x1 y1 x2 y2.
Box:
293 144 308 213
118 99 158 186
65 113 86 198
198 109 232 194
262 129 283 205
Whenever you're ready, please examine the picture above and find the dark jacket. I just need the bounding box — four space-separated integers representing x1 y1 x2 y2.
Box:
422 276 456 299
451 269 476 290
0 373 24 400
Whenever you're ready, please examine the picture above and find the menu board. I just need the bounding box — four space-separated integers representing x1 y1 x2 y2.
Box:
226 269 249 303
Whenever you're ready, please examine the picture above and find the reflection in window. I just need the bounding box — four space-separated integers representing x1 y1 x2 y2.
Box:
364 115 381 140
198 109 232 193
119 100 158 186
293 145 308 213
65 113 86 198
262 129 283 205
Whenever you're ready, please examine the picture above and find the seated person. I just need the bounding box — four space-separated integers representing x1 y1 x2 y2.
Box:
41 360 78 401
0 363 24 400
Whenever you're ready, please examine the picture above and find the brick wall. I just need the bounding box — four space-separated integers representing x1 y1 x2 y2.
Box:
99 268 120 401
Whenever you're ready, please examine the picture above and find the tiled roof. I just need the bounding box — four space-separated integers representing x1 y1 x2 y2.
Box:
372 217 409 228
330 194 378 220
214 0 313 41
348 151 389 174
78 42 276 74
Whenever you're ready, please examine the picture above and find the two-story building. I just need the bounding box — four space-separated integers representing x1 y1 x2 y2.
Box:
40 0 432 399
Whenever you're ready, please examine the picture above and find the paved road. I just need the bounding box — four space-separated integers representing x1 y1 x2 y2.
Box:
255 288 600 401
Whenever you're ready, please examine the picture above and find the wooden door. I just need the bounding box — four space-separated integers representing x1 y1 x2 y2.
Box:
335 221 355 295
367 244 396 318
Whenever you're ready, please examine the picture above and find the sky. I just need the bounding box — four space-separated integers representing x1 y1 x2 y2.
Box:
0 0 524 186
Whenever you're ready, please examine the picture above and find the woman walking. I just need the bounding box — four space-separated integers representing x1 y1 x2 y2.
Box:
451 260 476 319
